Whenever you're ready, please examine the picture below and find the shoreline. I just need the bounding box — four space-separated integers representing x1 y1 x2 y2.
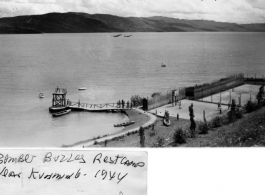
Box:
63 108 157 148
62 81 263 148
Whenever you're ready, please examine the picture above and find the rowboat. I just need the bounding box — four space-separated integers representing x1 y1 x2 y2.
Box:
114 121 135 127
52 109 71 117
39 93 44 98
163 119 171 126
114 34 122 37
78 87 86 90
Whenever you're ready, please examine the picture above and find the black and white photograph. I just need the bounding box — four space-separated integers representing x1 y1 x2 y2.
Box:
1 0 265 195
0 0 264 148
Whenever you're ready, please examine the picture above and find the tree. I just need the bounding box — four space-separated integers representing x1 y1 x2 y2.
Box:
139 126 145 147
256 85 264 105
189 103 196 137
229 99 236 122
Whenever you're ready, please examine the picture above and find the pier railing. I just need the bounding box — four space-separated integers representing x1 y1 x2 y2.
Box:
69 101 133 109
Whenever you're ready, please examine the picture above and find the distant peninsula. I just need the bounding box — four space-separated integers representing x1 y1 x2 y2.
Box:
0 12 265 34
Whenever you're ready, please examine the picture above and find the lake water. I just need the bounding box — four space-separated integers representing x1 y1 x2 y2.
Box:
0 32 264 147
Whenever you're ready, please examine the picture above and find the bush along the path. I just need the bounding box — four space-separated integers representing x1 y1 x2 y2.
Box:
173 128 186 146
211 115 223 128
198 121 210 134
235 108 244 119
245 100 258 113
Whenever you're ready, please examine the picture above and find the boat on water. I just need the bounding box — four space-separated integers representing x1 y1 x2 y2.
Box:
39 93 45 98
114 34 122 37
114 121 135 127
163 119 171 126
49 106 67 113
78 86 86 90
52 109 72 117
161 63 166 67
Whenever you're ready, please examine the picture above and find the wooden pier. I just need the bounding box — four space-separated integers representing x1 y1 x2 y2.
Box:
48 87 141 113
67 101 133 112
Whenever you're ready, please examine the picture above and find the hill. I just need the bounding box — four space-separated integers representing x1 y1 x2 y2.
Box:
0 12 264 34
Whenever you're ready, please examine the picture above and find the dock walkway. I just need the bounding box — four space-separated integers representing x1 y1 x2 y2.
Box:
68 101 132 112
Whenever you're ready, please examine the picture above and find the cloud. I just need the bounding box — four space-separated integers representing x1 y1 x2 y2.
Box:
0 0 264 24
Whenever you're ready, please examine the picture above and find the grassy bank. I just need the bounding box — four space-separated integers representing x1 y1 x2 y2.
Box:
183 106 265 147
97 117 190 147
99 103 265 148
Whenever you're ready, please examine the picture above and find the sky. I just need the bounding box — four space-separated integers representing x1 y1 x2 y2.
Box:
0 0 264 24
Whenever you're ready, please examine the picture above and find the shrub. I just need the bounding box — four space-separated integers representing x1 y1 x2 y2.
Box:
211 116 223 128
198 121 210 134
235 109 244 119
94 141 98 145
244 100 257 113
173 128 186 145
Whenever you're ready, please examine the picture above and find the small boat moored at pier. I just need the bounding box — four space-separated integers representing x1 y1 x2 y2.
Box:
52 109 72 117
114 121 135 127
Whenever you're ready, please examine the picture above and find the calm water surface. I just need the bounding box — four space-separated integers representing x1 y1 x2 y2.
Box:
0 32 264 147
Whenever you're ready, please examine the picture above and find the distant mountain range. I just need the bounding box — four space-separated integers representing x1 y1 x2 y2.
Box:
0 12 264 34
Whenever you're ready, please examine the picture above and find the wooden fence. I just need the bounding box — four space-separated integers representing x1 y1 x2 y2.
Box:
147 87 186 110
